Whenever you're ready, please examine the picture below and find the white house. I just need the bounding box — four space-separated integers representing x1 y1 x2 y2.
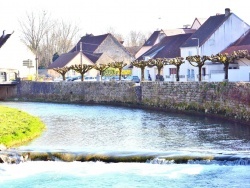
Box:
180 8 250 82
0 30 36 81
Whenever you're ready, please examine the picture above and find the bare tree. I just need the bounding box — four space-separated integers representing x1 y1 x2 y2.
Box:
186 55 211 81
40 20 80 67
109 61 127 80
19 11 52 57
125 31 147 47
148 58 166 80
165 57 185 81
210 50 249 81
70 64 94 81
106 27 124 43
131 60 149 81
53 66 71 81
94 64 110 81
19 11 80 68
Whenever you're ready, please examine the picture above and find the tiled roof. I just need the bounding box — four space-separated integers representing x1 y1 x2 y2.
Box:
69 33 109 53
48 51 79 69
222 30 250 54
137 33 192 60
181 14 230 47
0 31 12 49
83 52 103 63
143 31 164 46
222 45 250 54
47 51 103 69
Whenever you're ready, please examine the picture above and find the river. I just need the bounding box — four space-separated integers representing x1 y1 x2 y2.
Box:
0 101 249 187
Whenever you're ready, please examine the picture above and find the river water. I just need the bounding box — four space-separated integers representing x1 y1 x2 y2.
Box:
0 101 250 187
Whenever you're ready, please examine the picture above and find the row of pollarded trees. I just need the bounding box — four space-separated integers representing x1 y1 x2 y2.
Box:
53 50 250 82
132 50 250 82
53 62 128 81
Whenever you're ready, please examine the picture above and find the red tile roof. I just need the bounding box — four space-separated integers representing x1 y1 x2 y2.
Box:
222 30 250 54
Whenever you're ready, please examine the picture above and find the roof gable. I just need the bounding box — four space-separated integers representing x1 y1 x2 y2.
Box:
143 31 165 46
0 31 13 49
181 14 229 48
222 29 250 54
69 34 109 53
137 33 192 60
48 51 79 69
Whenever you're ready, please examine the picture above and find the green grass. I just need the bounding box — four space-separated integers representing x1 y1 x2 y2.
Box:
0 106 46 148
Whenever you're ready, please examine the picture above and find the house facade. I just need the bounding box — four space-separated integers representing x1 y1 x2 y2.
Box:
0 30 35 82
133 8 250 82
180 8 250 82
48 33 134 79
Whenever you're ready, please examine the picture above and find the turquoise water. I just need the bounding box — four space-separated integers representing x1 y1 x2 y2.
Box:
1 161 250 188
0 102 250 187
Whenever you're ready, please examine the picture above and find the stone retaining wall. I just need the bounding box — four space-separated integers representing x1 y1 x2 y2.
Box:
141 82 250 124
6 81 250 125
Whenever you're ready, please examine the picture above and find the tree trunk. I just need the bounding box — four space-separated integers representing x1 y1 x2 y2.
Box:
176 65 180 81
81 73 84 81
119 68 122 80
157 67 161 75
62 74 66 81
141 67 145 81
224 63 229 80
100 70 103 81
198 66 202 82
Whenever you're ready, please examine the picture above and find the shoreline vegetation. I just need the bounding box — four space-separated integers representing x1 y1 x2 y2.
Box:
0 106 46 148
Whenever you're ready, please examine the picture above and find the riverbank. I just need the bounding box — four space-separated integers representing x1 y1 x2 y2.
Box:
0 106 46 148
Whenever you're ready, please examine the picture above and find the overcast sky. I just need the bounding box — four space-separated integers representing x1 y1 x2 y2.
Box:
1 0 249 38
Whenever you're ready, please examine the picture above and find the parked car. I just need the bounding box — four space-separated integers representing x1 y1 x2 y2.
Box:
110 76 120 81
72 76 82 81
84 76 97 81
122 76 140 83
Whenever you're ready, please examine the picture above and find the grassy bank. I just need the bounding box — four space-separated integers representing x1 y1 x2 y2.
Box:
0 106 46 147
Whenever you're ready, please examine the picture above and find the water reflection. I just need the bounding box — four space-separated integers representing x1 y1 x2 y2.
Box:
0 102 249 154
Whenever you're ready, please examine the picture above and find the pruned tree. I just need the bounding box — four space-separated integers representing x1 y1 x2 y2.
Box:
131 60 149 81
166 57 185 81
70 64 94 81
53 66 71 81
93 64 110 81
108 61 127 80
186 55 211 81
148 58 166 80
210 50 249 81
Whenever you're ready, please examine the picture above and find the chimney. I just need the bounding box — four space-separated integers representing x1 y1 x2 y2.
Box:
225 8 230 16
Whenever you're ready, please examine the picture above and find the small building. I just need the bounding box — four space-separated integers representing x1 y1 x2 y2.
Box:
48 33 134 78
180 8 250 82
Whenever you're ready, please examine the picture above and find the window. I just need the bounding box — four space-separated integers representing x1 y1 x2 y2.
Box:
169 68 177 75
187 69 190 78
202 68 206 76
